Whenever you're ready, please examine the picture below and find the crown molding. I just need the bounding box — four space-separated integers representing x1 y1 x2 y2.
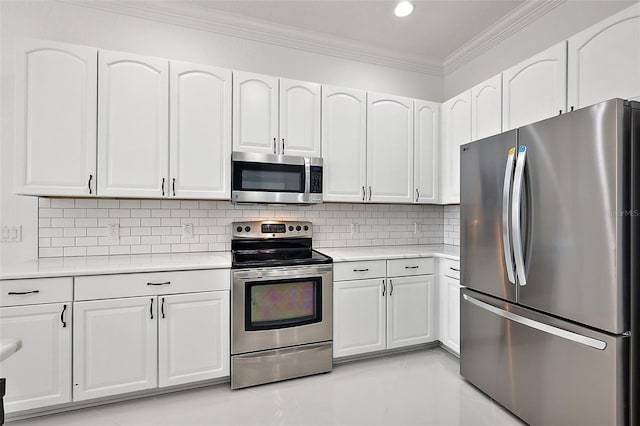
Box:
62 0 444 76
444 0 567 73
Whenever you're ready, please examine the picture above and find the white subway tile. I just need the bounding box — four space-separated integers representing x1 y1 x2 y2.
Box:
131 209 151 218
109 209 130 218
161 218 180 227
40 228 63 238
141 218 161 227
39 238 51 247
98 199 119 208
51 237 75 247
87 228 106 237
87 246 109 256
141 200 162 208
119 200 140 208
152 210 171 218
63 208 86 218
75 199 98 208
40 208 63 218
151 244 171 254
64 228 86 237
180 201 199 209
39 198 51 207
162 235 181 244
131 227 151 236
76 236 98 246
64 246 87 257
109 246 131 255
40 247 63 257
161 200 181 209
120 218 141 227
75 218 98 227
131 245 152 254
120 236 140 245
141 236 162 245
51 199 75 208
39 218 51 227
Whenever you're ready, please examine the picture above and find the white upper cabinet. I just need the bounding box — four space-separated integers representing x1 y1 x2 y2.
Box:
568 3 640 108
15 39 97 197
322 86 367 202
98 50 169 198
169 61 231 199
502 42 567 130
471 74 502 141
279 79 321 157
233 71 279 154
414 100 439 204
440 91 471 204
367 92 414 203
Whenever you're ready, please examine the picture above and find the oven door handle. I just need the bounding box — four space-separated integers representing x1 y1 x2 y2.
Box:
233 265 333 281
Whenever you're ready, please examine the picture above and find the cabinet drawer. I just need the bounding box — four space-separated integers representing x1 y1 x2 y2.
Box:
440 258 460 280
0 277 73 307
333 260 386 281
387 257 434 277
75 269 230 301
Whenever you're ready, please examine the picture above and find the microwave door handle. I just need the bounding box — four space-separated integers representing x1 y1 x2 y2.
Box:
502 147 517 284
305 157 311 197
512 146 527 286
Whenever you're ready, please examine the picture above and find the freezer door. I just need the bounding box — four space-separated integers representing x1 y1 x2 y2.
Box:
460 288 628 426
516 99 630 334
460 130 518 302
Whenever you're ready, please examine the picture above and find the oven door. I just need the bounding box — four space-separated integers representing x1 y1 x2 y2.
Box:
232 264 332 355
232 152 310 204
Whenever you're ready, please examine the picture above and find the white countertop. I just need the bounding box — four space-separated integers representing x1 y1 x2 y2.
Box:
0 245 458 280
318 244 459 262
0 251 232 280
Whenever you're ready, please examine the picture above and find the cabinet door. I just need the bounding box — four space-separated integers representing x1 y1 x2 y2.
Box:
98 50 169 198
367 93 414 203
170 61 231 199
503 42 567 131
440 91 471 204
568 3 640 109
158 291 230 387
439 275 461 355
279 79 321 157
73 297 157 401
333 279 386 358
15 39 97 196
321 86 367 202
233 71 279 154
471 74 502 141
414 100 439 204
387 275 435 349
0 303 71 412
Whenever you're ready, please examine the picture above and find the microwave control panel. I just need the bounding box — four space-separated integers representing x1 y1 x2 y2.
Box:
310 166 323 194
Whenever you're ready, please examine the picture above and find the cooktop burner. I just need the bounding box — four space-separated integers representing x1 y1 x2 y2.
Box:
231 221 332 269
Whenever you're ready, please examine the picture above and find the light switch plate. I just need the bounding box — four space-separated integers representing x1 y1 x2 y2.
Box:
182 223 194 237
1 225 22 243
107 224 119 240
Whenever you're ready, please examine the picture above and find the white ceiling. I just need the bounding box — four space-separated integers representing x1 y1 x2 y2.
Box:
186 0 526 63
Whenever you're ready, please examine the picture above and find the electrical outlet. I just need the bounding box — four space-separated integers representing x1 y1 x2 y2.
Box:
107 224 119 240
1 225 22 243
182 223 194 237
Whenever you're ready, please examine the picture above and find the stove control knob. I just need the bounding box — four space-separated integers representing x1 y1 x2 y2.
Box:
245 226 251 232
236 226 242 232
288 226 294 231
304 225 309 231
296 225 301 231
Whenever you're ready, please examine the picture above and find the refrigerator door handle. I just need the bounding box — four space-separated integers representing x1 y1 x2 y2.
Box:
463 294 607 350
512 145 527 286
502 147 517 284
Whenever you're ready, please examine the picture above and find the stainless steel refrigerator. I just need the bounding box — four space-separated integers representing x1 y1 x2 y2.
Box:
460 98 639 426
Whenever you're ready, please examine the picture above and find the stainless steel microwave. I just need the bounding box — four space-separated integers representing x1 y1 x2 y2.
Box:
231 152 323 204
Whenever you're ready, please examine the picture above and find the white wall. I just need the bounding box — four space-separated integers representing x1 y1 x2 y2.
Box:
0 0 443 266
443 1 636 99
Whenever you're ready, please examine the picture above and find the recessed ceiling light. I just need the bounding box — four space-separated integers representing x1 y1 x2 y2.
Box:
394 1 414 17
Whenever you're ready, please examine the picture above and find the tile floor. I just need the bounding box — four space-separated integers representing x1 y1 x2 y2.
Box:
9 348 524 426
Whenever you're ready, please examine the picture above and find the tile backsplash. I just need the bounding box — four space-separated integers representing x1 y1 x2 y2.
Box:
443 205 460 246
38 198 455 258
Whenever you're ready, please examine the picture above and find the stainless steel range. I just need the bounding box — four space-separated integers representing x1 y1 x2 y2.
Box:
230 220 333 390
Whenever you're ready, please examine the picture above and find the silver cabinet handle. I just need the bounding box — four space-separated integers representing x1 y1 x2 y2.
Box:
353 268 369 272
450 267 460 272
273 138 277 154
8 290 39 295
415 188 419 202
282 138 285 154
502 147 517 284
463 294 606 350
172 178 176 197
389 280 394 296
88 175 93 194
405 266 419 269
368 186 372 201
161 178 165 196
150 298 154 320
362 186 365 201
382 279 386 296
512 146 527 286
147 281 171 286
161 297 166 319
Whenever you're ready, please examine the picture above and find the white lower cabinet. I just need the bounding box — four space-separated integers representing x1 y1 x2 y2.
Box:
333 278 386 358
73 297 157 401
438 259 462 355
158 291 230 387
0 303 72 413
387 275 435 349
333 259 437 359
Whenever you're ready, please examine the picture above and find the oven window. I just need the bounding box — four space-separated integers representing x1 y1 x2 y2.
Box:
246 278 322 330
233 161 305 193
